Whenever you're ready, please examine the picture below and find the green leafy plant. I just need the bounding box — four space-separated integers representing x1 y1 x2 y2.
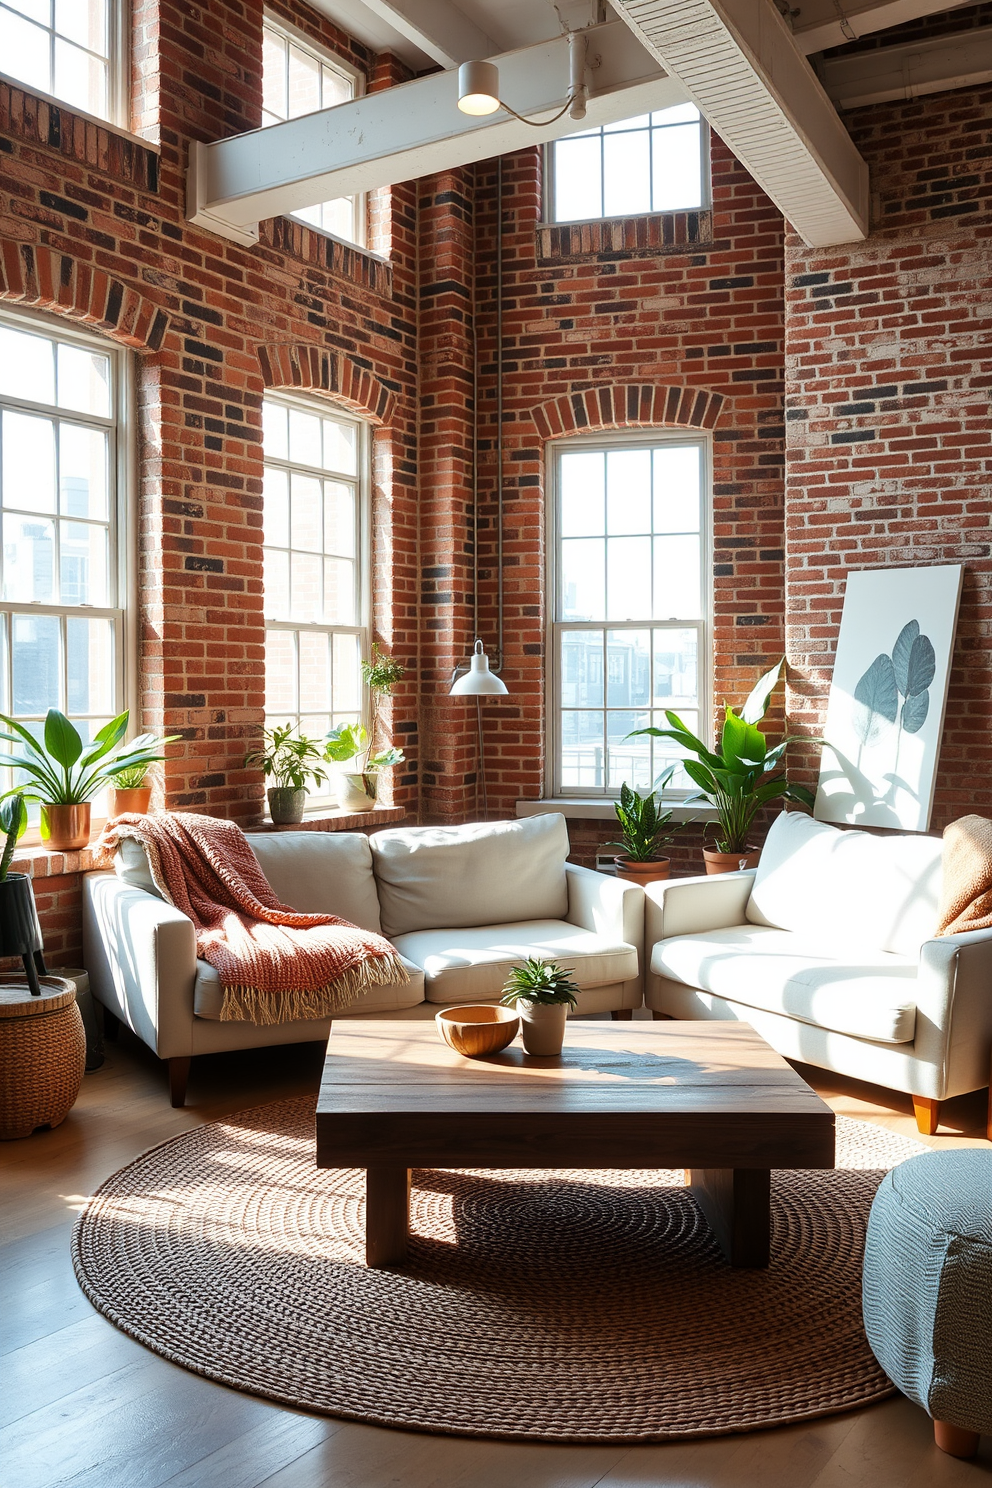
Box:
500 957 579 1010
0 710 177 807
628 658 817 855
324 644 406 791
0 793 27 881
244 724 328 792
108 761 153 790
605 769 686 862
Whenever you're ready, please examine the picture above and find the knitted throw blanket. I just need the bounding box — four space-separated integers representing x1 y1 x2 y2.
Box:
935 814 992 937
97 812 408 1024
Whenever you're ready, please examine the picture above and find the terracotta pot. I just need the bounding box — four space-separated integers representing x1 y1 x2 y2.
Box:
40 803 92 851
109 786 152 817
614 856 671 886
267 786 307 825
702 845 760 875
517 1000 568 1057
336 772 377 813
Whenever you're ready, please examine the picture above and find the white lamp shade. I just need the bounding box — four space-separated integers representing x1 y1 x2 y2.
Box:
457 59 501 115
449 640 508 695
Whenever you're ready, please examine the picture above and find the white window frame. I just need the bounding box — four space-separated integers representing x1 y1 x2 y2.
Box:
262 390 370 806
0 0 129 129
0 305 135 808
261 10 367 248
543 108 710 226
546 430 712 800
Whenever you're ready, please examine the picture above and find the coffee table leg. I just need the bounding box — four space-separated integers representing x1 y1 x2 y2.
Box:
688 1168 770 1268
366 1166 410 1267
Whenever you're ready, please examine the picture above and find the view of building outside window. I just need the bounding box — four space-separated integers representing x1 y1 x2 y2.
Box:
550 103 704 223
0 0 115 121
553 441 706 794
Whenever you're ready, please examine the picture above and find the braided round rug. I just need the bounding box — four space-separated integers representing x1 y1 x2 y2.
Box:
72 1098 925 1443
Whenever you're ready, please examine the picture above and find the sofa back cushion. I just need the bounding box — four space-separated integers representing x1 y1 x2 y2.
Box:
370 815 570 938
746 811 942 956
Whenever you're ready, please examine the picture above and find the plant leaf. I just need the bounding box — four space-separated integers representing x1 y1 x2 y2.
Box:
852 653 898 747
905 633 935 698
900 690 929 734
891 620 919 695
44 710 83 769
720 708 767 775
740 657 783 725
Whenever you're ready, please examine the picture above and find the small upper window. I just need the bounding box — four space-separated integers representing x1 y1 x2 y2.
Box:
548 103 705 224
262 16 365 247
0 0 121 124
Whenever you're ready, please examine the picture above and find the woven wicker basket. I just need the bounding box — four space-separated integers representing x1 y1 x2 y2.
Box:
0 974 85 1140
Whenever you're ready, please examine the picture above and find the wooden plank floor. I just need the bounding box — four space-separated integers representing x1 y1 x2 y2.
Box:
2 1020 990 1488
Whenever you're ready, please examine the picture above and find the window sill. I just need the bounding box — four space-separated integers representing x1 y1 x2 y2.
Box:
251 805 406 833
536 209 713 264
0 70 159 151
516 798 718 823
261 218 392 296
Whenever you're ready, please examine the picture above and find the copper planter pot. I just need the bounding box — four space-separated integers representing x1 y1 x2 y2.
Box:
613 856 671 886
702 845 760 876
109 787 152 817
40 803 92 851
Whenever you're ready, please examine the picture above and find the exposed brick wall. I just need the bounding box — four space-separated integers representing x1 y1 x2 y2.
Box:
784 81 992 828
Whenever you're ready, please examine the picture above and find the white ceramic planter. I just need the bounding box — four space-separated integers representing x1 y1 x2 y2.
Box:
517 1000 568 1057
336 772 377 813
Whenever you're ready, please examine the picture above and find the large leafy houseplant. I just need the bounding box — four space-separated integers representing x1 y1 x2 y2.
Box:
244 723 329 824
629 659 816 862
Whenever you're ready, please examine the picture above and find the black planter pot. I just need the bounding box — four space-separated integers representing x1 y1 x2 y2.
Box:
0 873 46 995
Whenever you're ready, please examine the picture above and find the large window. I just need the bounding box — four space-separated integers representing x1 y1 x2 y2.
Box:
0 0 123 124
262 395 366 769
548 103 705 223
550 437 708 796
262 15 365 246
0 310 127 814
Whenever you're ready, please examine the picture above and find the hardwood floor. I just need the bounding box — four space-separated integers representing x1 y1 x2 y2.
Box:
2 1022 990 1488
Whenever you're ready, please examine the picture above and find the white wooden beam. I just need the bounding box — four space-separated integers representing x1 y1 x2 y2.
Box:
187 21 686 243
819 23 992 107
356 0 497 67
611 0 869 247
791 0 976 57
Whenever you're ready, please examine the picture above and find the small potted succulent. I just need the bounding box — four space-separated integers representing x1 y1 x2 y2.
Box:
244 723 329 825
606 769 686 885
324 644 406 812
106 761 156 817
0 792 45 995
500 957 579 1057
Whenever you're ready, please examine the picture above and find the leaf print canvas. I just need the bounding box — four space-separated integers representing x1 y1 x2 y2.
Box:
814 565 963 831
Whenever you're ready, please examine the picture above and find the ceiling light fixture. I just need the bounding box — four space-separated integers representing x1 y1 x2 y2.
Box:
457 31 589 125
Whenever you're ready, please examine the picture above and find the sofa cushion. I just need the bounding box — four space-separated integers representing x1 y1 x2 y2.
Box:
244 831 381 931
370 815 570 939
652 924 917 1044
193 953 424 1020
393 920 638 1004
746 812 942 957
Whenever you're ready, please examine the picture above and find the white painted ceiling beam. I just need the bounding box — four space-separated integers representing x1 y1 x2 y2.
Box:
611 0 869 247
790 0 976 57
819 23 992 107
187 20 686 245
356 0 497 67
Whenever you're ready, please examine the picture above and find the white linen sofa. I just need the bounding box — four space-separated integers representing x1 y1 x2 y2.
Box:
83 814 643 1105
644 810 992 1133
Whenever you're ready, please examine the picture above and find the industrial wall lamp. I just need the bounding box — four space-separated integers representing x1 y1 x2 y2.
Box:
457 31 590 125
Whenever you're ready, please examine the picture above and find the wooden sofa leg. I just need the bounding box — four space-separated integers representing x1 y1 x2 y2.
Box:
912 1096 941 1136
168 1057 191 1108
933 1420 980 1458
611 1009 633 1021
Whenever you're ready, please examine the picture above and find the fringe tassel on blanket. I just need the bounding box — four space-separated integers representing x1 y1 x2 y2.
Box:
220 951 410 1025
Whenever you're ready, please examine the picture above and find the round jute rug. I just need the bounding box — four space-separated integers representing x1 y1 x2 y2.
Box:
72 1099 925 1443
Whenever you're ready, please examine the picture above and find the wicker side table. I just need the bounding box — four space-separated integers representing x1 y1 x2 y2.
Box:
0 975 85 1140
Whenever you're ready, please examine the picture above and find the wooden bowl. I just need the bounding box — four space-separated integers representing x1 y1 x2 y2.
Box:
435 1004 520 1058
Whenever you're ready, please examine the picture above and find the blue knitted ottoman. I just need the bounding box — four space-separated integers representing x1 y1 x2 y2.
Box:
863 1149 992 1458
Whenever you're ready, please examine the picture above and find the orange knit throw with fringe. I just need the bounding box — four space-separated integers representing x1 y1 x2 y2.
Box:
97 812 408 1024
936 814 992 937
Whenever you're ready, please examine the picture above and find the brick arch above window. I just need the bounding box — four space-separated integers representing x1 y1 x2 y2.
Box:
258 344 395 427
532 384 726 441
0 244 169 351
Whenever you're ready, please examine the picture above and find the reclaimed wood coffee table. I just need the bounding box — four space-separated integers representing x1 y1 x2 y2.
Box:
315 1019 835 1270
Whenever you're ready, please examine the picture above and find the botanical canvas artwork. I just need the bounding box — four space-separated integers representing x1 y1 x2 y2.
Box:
814 565 963 831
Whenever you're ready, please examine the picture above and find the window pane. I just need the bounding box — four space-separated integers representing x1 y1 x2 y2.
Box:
606 536 651 621
54 37 106 117
653 445 700 532
66 614 112 714
262 399 288 460
603 129 650 218
60 423 108 519
288 40 320 117
653 629 698 706
332 633 360 713
651 103 700 125
560 630 603 708
262 466 289 547
653 535 701 619
606 449 650 534
607 710 650 790
322 416 357 475
321 63 352 108
60 520 108 605
0 9 51 95
652 122 703 211
265 629 297 716
4 513 55 601
651 707 699 788
298 630 330 711
607 630 650 708
324 481 355 556
3 410 56 512
262 28 287 119
560 451 603 536
318 198 354 240
264 547 290 619
290 472 322 553
323 557 355 624
55 0 105 50
8 2 50 24
561 538 604 621
553 135 602 222
290 551 321 622
561 710 604 789
12 613 59 713
289 407 322 468
57 343 111 416
0 326 54 404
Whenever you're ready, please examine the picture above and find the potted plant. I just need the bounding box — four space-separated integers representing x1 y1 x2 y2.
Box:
0 793 45 996
629 658 817 875
106 756 173 817
606 769 686 885
500 957 579 1056
324 643 406 812
0 710 177 851
244 723 329 825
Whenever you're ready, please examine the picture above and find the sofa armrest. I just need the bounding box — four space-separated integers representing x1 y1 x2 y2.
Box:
82 872 198 1060
645 869 756 951
914 927 992 1098
565 861 643 951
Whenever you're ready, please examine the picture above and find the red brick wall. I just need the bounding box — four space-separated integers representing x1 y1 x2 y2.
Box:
784 81 992 828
